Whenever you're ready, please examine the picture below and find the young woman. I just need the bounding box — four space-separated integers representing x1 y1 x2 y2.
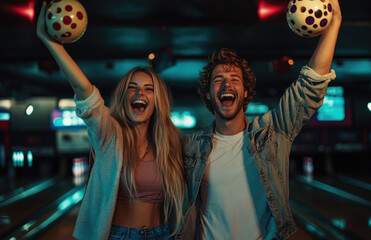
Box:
36 2 185 240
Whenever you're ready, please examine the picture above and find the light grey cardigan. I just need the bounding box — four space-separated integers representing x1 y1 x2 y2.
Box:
72 86 181 240
73 86 124 240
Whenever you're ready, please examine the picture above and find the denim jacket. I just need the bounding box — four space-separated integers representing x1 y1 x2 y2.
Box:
177 66 336 240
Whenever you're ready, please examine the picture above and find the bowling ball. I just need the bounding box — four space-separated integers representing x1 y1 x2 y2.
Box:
45 0 88 43
286 0 333 37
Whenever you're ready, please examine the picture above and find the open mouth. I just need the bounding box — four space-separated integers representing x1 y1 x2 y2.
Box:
131 99 148 113
218 93 236 107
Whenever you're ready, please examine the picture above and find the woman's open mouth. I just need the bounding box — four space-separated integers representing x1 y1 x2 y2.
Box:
131 99 148 113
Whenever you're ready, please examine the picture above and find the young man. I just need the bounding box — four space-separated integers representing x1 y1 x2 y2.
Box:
179 0 342 239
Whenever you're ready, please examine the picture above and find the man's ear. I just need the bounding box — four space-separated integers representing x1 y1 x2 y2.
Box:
244 90 248 98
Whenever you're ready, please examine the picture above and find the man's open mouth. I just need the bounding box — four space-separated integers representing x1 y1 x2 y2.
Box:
218 93 236 107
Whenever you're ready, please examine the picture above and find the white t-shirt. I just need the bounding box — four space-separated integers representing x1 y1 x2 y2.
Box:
200 130 277 240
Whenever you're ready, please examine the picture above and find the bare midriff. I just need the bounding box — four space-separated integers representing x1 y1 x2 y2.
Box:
112 199 164 228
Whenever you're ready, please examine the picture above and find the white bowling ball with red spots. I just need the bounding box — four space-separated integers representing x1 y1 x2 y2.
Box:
286 0 333 37
45 0 88 43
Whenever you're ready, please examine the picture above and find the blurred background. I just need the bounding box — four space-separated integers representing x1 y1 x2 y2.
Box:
0 0 370 239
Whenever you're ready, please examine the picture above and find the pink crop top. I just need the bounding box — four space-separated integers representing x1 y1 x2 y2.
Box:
118 159 164 203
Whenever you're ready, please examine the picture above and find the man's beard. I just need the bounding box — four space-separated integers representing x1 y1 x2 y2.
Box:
211 98 244 120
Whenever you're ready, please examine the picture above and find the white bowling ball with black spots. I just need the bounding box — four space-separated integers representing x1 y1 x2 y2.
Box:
286 0 333 37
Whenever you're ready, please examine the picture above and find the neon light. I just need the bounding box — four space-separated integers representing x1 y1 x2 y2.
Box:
148 53 155 60
4 1 35 21
12 151 25 167
58 189 84 210
25 105 34 116
332 218 345 229
0 99 12 109
27 151 33 167
0 113 10 120
58 198 72 211
58 99 76 109
51 109 86 129
72 191 84 202
257 1 286 20
22 222 33 231
368 102 371 112
305 223 325 238
317 86 345 121
171 111 196 129
63 118 72 126
245 102 269 115
368 217 371 227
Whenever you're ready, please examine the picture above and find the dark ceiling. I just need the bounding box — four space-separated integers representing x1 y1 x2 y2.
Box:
0 0 370 106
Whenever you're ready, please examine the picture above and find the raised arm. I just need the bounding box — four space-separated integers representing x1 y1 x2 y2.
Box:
308 0 342 75
261 0 341 137
36 1 93 100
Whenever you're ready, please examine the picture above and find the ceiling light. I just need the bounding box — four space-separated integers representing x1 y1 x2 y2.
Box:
25 105 34 116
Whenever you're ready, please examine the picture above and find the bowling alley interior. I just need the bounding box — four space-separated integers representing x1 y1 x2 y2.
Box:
0 0 370 239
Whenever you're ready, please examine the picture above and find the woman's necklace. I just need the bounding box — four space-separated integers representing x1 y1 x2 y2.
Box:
139 144 150 161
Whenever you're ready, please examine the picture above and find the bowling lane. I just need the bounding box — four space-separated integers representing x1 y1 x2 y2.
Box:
0 177 58 210
0 176 45 196
313 174 371 201
5 173 368 239
0 176 77 237
38 205 79 240
290 175 371 240
40 174 370 240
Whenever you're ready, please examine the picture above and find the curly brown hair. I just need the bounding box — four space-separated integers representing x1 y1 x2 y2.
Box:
198 48 256 114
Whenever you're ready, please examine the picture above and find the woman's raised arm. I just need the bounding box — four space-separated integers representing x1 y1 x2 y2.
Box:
36 1 93 100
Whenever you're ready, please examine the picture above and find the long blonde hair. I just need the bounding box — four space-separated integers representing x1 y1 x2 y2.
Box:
109 67 184 233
